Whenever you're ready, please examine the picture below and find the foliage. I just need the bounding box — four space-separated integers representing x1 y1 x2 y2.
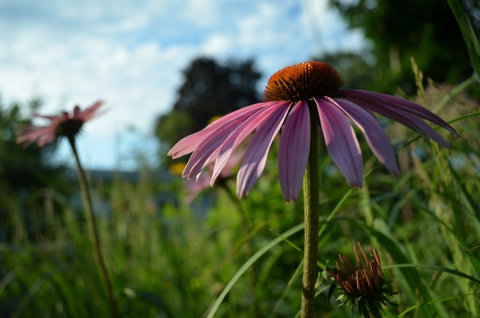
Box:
0 98 64 191
313 51 377 90
0 98 67 243
328 0 479 93
1 75 480 316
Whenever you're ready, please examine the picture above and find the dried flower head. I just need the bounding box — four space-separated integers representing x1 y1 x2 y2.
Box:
327 242 397 318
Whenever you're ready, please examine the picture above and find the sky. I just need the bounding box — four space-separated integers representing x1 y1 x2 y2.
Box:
0 0 365 170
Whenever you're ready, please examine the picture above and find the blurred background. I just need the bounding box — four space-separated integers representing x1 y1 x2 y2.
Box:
1 0 480 317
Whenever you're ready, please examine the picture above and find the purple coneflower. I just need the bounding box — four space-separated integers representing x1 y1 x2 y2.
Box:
169 61 459 202
16 100 118 318
17 101 104 146
185 150 243 203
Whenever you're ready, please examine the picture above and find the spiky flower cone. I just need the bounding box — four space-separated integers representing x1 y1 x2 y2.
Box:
327 242 397 318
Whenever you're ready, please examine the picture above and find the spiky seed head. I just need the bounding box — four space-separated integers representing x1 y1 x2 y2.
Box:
263 61 344 102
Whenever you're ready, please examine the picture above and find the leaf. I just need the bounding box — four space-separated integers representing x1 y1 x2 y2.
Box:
123 287 173 317
384 264 480 285
327 281 337 305
447 0 480 77
206 223 305 318
398 293 480 317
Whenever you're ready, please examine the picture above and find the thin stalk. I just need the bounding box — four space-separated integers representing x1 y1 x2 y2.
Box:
301 101 320 318
68 137 118 318
220 182 259 318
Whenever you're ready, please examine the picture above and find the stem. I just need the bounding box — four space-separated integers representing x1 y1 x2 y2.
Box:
220 182 259 318
301 101 320 318
68 137 118 318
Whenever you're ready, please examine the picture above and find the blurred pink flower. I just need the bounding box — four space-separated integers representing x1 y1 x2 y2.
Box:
185 151 243 203
169 62 459 202
17 101 104 147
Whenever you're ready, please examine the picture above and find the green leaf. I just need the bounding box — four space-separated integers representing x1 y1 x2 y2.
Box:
447 0 480 77
384 264 480 285
327 281 337 305
123 288 173 318
411 198 480 279
398 293 480 317
206 223 305 318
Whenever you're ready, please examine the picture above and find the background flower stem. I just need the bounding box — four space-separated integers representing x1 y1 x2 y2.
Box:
301 100 320 318
68 136 118 318
219 182 259 318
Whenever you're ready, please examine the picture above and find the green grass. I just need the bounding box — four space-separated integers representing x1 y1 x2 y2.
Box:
1 77 480 317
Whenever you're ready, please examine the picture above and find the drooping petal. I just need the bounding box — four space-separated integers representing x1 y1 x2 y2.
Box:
278 101 311 202
330 97 400 176
16 126 56 147
315 97 363 187
32 114 60 121
183 106 266 178
78 101 105 121
168 102 272 158
342 95 452 148
344 89 459 138
194 147 221 181
37 132 57 147
212 101 289 185
237 103 290 198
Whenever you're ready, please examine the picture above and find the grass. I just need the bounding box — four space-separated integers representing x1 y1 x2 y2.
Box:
1 75 480 317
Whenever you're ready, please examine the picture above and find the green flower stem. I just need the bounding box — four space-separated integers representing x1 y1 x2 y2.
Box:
220 182 259 318
68 137 118 318
301 101 320 318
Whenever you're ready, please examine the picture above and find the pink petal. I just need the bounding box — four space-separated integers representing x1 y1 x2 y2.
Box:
195 147 220 181
185 173 211 204
342 95 451 148
37 133 57 147
342 89 459 138
331 97 400 176
32 114 59 122
16 126 56 147
211 101 288 185
168 102 272 158
278 101 311 202
78 101 105 121
183 106 265 178
403 113 452 148
315 97 363 187
237 103 290 198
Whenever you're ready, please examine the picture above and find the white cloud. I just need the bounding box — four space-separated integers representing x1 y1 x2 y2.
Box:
0 0 365 169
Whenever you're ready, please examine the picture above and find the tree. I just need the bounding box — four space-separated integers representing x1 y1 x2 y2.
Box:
313 51 377 90
0 97 67 242
0 98 64 191
155 57 261 162
328 0 479 93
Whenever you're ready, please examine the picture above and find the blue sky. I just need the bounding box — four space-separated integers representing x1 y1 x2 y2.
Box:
0 0 364 170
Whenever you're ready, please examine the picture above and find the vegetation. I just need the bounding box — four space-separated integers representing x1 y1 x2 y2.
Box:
1 69 480 316
1 1 480 317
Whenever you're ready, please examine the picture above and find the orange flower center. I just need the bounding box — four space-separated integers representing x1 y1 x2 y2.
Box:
263 61 344 102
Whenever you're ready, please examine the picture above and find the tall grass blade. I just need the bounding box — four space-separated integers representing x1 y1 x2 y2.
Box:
447 0 480 77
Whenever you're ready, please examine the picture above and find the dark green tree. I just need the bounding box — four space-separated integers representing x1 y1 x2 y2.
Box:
155 57 261 163
328 0 479 93
0 97 67 241
313 51 377 90
0 98 63 191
